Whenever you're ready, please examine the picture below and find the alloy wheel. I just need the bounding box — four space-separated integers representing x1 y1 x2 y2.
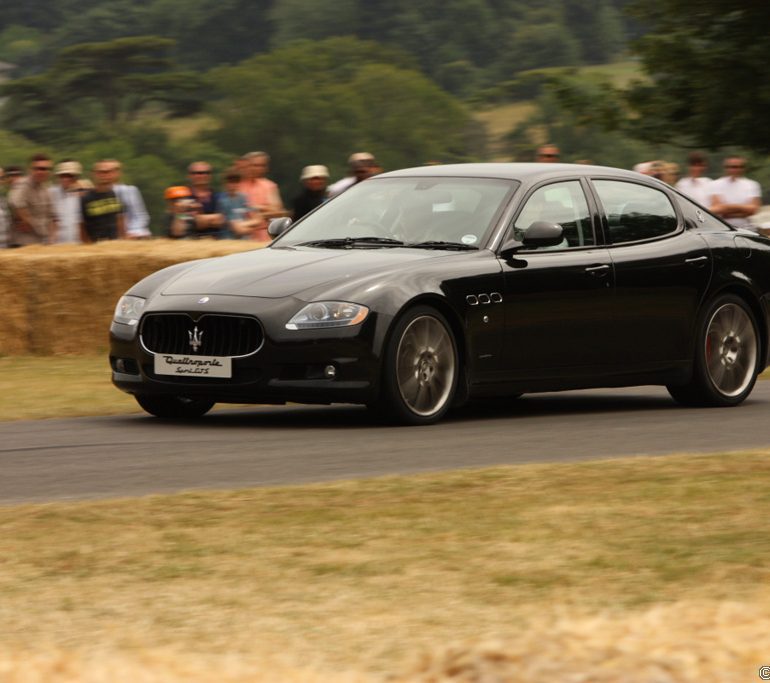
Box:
395 315 456 417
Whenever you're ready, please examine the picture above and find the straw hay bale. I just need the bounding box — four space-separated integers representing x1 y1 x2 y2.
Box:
0 241 263 356
0 252 32 355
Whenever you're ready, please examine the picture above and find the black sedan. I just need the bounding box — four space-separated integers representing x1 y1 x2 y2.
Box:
110 163 770 424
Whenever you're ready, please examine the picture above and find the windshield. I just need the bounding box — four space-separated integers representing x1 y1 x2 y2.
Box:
274 176 518 249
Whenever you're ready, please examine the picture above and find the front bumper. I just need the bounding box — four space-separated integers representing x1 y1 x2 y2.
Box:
109 295 383 405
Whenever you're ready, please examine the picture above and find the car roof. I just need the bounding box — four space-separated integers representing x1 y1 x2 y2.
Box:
379 162 646 184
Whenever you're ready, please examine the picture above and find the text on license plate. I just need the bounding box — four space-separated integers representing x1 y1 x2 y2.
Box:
154 354 232 378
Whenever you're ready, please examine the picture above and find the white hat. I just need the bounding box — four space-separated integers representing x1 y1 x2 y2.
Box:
347 152 375 165
300 164 330 180
56 160 82 176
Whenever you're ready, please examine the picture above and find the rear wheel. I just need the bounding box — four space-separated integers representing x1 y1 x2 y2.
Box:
667 294 760 407
135 394 215 419
373 306 459 425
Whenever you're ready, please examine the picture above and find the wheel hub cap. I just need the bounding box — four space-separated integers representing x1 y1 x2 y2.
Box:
416 351 437 383
720 335 740 366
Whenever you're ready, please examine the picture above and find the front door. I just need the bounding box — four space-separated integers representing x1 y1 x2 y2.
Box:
499 180 616 382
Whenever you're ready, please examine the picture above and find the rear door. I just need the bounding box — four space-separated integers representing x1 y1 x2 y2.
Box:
590 178 712 368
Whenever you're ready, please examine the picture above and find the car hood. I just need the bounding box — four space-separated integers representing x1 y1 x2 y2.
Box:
160 246 448 299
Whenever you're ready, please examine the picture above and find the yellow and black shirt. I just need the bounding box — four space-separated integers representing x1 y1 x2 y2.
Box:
81 190 122 241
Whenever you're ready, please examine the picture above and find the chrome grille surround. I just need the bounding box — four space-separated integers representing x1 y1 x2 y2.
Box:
140 313 264 358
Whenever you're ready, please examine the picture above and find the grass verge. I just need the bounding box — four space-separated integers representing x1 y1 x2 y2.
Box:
1 452 769 681
0 355 139 421
2 355 768 422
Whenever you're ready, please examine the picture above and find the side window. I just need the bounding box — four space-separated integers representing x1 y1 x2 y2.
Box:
513 181 594 248
593 180 678 244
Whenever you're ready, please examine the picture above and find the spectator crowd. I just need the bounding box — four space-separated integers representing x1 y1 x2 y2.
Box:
0 145 765 248
0 150 382 247
537 144 766 233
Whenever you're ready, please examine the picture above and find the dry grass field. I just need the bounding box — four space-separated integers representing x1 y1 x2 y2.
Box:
1 452 769 681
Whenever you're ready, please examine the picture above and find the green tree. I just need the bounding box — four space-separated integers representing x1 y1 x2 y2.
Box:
47 2 149 50
499 21 581 76
208 37 471 189
0 74 86 143
0 130 43 168
1 36 204 142
144 0 274 68
505 75 669 168
56 36 202 124
0 1 72 33
563 0 624 63
269 0 360 46
0 25 44 63
624 0 770 151
349 63 471 169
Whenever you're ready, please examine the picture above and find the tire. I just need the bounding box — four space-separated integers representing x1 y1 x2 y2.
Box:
667 294 761 407
135 394 215 419
373 306 459 425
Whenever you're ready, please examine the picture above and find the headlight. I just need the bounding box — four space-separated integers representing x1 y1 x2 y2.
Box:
113 295 146 326
286 301 369 330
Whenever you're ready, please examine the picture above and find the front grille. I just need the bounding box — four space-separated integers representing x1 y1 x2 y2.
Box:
140 314 263 357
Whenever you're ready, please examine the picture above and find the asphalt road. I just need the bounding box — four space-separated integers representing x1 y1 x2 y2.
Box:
1 384 769 505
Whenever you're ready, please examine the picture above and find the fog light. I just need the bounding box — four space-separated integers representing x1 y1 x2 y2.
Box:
116 358 127 373
324 364 337 379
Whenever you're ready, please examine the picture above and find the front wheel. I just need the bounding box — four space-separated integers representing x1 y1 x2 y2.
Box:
373 306 459 425
135 394 215 419
668 294 761 407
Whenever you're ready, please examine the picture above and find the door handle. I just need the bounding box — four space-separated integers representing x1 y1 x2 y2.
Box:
685 255 709 267
585 264 611 277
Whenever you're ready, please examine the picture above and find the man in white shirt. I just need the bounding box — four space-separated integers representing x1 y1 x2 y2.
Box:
675 151 712 206
709 156 761 230
50 160 85 244
107 159 151 238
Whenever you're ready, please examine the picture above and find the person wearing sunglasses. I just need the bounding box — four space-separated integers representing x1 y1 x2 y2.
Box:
535 144 561 163
80 160 125 243
709 156 761 230
7 153 57 246
187 161 225 238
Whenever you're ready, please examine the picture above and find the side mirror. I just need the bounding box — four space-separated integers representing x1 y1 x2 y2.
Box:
501 221 564 258
268 216 292 238
522 221 564 247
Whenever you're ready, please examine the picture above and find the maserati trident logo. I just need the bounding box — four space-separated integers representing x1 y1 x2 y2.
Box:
188 326 204 352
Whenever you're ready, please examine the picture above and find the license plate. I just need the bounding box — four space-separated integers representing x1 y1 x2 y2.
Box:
154 354 232 378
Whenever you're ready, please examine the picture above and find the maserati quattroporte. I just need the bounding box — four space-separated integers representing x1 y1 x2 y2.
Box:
110 164 770 424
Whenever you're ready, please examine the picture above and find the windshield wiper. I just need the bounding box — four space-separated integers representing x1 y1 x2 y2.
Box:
407 240 478 251
298 236 405 248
